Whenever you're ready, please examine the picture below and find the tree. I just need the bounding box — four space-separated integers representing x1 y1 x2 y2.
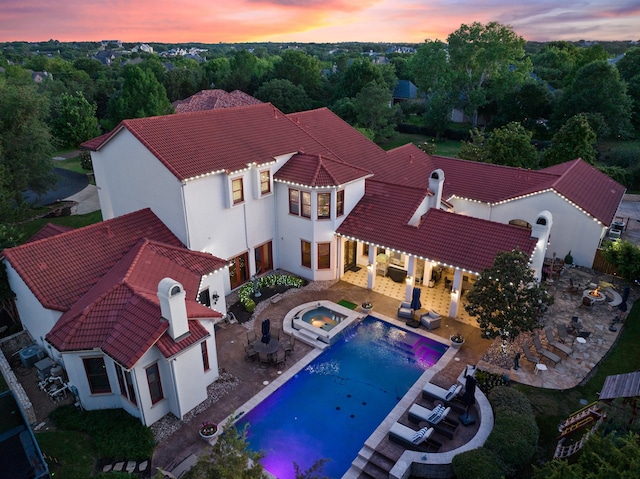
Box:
50 91 101 148
543 113 597 166
485 122 537 168
422 88 453 140
465 249 552 354
602 240 640 284
616 48 640 128
337 58 394 99
106 65 173 128
555 60 633 138
493 80 555 135
446 22 531 127
273 50 322 99
353 81 399 142
255 79 312 113
458 128 488 162
183 422 265 479
0 78 56 204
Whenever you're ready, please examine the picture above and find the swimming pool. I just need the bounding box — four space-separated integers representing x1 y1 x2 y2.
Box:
236 316 449 478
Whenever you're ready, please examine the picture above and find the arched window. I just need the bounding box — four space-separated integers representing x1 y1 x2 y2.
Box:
509 219 532 229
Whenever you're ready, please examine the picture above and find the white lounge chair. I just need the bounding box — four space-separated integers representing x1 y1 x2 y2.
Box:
408 403 458 439
422 382 462 402
388 422 438 451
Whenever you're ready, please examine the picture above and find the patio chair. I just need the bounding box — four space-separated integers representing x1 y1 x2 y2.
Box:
397 301 413 320
533 334 561 365
273 348 286 368
244 344 258 361
544 326 573 356
281 334 295 356
271 327 281 341
258 351 270 366
420 310 441 330
557 324 572 344
388 423 440 452
522 344 540 365
247 330 257 343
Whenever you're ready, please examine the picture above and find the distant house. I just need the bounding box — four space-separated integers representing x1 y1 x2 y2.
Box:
392 80 423 104
94 50 116 65
172 89 262 113
29 70 52 83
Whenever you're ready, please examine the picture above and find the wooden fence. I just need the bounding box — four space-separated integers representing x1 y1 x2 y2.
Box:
592 248 618 276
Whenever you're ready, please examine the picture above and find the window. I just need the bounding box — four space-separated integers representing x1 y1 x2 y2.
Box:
336 190 345 217
318 193 331 219
117 365 137 405
232 178 244 204
229 252 250 289
201 341 210 371
289 188 299 215
260 170 271 196
146 363 164 405
254 241 273 274
318 243 331 269
363 244 370 256
198 289 210 307
83 357 111 394
301 191 311 218
301 240 311 268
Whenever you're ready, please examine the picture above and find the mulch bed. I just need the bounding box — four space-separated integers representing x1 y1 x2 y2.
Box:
227 284 291 324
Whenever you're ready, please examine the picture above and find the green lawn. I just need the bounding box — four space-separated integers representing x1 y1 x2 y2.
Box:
380 132 462 157
14 210 103 243
53 155 85 174
36 430 96 479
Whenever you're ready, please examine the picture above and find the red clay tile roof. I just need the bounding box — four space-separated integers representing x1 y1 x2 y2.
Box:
4 208 184 312
337 181 538 274
541 159 626 225
274 152 371 187
44 238 224 368
83 103 332 180
27 223 74 243
172 89 262 113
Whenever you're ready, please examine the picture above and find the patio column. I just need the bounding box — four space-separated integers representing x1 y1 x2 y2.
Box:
423 262 433 287
405 275 413 301
367 246 376 290
448 269 463 318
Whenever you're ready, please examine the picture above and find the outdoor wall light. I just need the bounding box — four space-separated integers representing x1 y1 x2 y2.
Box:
211 291 219 304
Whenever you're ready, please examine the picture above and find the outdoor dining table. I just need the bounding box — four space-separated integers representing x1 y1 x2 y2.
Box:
253 338 280 355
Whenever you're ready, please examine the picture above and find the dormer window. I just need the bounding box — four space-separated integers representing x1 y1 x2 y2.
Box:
232 178 244 204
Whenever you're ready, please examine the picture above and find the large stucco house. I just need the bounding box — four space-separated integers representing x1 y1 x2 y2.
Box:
3 102 625 425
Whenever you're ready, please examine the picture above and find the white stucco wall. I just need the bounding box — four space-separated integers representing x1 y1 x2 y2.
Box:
4 261 62 353
91 130 188 244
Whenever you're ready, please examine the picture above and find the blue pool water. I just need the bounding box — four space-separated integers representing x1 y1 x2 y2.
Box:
236 316 448 479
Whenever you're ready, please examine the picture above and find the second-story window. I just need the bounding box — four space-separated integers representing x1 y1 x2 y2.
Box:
289 188 299 215
260 170 271 196
301 191 311 218
232 178 244 204
337 190 345 217
318 193 331 219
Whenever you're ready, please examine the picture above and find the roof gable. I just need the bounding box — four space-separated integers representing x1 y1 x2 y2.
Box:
274 152 371 187
172 89 262 113
3 209 184 311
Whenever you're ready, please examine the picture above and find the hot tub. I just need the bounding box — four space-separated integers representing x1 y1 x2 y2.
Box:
288 300 362 344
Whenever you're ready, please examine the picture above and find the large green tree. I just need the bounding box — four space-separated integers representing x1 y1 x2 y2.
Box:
616 47 640 128
543 113 597 166
465 249 552 353
337 58 396 99
353 81 399 142
602 239 640 283
50 91 101 148
555 60 633 138
255 78 311 113
106 65 174 128
485 122 537 168
446 22 531 127
0 78 56 205
273 49 322 99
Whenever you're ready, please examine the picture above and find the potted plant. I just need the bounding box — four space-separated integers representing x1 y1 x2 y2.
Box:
361 302 373 314
450 333 465 348
199 421 218 440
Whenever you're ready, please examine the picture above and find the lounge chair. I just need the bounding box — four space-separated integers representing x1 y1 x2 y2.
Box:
422 382 462 402
532 334 562 365
388 423 440 452
522 344 540 364
557 324 572 344
544 326 573 356
408 403 458 439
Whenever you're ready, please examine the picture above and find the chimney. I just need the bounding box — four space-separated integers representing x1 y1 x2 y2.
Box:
428 169 445 209
157 278 189 340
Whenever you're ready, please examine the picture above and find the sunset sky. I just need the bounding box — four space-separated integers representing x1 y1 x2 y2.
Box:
2 0 639 44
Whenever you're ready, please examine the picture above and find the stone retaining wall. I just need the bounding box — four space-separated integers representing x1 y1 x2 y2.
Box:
0 330 37 425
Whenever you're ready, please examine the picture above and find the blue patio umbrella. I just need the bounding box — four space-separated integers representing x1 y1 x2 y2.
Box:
261 318 271 344
410 287 422 313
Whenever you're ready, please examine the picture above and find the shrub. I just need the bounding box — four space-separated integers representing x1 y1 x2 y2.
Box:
50 405 154 460
488 386 534 416
475 369 510 394
485 413 539 476
452 447 505 479
243 298 256 313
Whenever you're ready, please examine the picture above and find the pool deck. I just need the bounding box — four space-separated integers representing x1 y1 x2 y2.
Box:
152 271 636 477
